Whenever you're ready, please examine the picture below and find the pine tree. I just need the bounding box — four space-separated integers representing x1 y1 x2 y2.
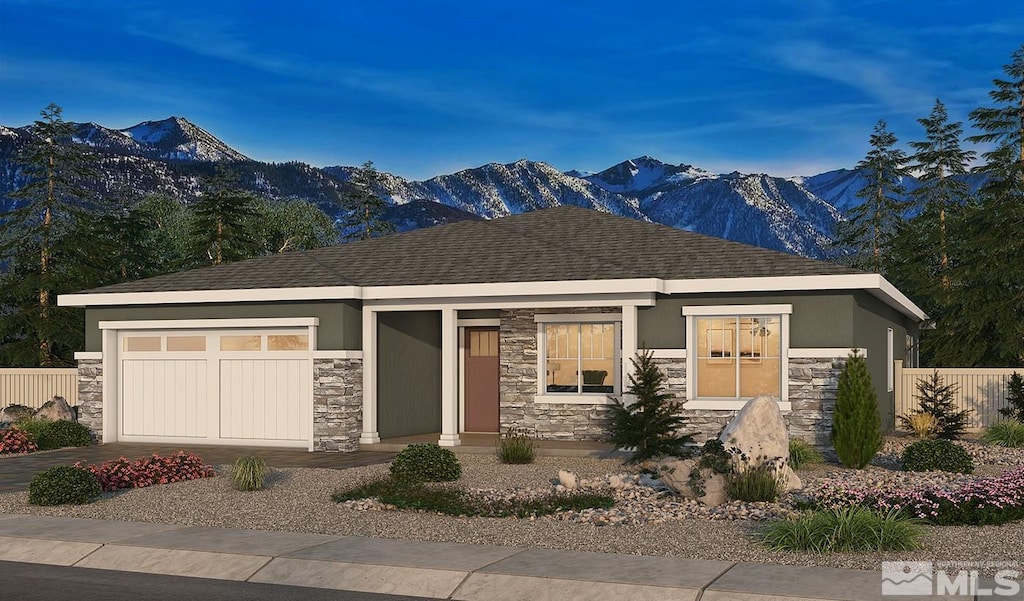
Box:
340 161 395 241
833 120 911 275
998 372 1024 423
606 349 693 463
188 167 260 266
905 371 969 440
831 351 883 469
0 103 98 366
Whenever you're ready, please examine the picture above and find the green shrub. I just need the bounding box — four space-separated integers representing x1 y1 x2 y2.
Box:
788 439 824 470
390 444 461 483
15 419 93 450
728 464 783 502
998 372 1024 422
606 349 693 463
902 371 970 440
332 477 614 517
831 351 883 469
232 456 268 491
984 422 1024 448
761 507 922 552
28 466 101 506
901 438 974 474
497 427 536 464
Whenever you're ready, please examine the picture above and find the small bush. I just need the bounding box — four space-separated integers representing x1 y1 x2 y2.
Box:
390 444 462 483
903 412 938 439
998 372 1024 422
332 477 614 517
831 351 883 469
901 439 974 474
908 371 970 440
761 507 922 552
14 419 92 450
76 452 216 491
984 422 1024 448
232 456 268 491
788 439 824 470
497 427 536 464
28 466 101 506
728 464 784 502
0 427 39 454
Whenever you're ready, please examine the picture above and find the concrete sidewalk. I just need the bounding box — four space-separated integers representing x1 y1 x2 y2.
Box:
0 514 981 600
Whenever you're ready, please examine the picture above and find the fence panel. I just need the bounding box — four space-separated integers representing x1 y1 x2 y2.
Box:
893 361 1020 429
0 368 79 409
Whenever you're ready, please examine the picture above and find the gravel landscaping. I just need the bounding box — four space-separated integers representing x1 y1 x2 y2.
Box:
2 442 1023 575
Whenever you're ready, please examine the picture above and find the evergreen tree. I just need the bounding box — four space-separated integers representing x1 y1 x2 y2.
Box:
833 120 911 275
831 351 883 469
0 103 98 366
902 371 969 440
340 161 395 241
606 349 693 463
998 372 1024 423
187 167 260 266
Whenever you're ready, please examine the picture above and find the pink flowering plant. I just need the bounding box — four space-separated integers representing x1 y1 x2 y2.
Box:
75 451 215 491
814 467 1024 526
0 428 39 454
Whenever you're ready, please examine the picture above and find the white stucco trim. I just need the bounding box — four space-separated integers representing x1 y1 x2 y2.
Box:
649 349 687 359
789 348 866 358
534 313 622 323
99 317 319 330
682 304 793 316
533 394 618 405
359 308 380 444
311 350 363 359
457 318 500 327
74 351 102 360
58 273 927 321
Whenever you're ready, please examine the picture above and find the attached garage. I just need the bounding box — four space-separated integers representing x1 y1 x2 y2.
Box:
102 319 317 449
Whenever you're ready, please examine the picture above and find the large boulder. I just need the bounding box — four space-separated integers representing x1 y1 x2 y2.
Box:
657 458 729 506
719 396 801 491
0 404 35 423
32 396 75 422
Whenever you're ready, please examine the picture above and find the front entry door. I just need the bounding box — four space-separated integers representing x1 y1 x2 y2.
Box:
464 327 499 433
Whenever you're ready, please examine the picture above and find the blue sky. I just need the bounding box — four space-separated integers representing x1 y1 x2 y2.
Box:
0 0 1020 180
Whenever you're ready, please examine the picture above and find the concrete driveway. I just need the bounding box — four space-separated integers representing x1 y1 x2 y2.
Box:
0 443 395 493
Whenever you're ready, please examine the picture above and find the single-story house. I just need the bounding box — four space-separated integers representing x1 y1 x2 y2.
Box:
58 206 926 451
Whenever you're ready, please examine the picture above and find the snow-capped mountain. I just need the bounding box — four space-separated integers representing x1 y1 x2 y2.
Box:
2 114 968 259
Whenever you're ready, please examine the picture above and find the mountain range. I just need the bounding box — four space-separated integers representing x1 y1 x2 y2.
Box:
0 116 975 259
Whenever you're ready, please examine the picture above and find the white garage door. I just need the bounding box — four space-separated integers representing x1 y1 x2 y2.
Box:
118 329 311 447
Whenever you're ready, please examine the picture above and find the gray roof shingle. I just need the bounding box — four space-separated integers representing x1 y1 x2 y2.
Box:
80 206 863 294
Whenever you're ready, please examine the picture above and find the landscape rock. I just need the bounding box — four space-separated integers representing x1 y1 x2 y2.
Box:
557 469 579 490
32 396 75 422
719 396 801 491
0 404 34 423
657 458 729 506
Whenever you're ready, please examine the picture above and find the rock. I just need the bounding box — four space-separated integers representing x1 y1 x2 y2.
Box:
719 395 801 491
638 473 667 490
32 396 75 422
557 469 578 490
0 404 34 423
608 474 629 489
657 458 729 506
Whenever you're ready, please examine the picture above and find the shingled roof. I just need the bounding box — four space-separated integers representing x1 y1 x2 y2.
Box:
80 205 863 294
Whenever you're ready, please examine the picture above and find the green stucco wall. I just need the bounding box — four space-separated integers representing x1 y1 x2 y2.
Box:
852 291 919 430
84 300 362 351
637 292 855 349
377 311 441 438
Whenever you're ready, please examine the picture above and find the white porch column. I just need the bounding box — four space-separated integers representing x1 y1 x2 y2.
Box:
438 306 461 447
101 328 118 443
621 304 638 404
359 308 380 444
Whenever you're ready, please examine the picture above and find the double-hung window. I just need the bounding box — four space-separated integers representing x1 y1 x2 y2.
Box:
537 315 620 400
684 305 791 407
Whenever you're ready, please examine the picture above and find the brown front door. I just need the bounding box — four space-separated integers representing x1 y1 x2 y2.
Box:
464 327 500 433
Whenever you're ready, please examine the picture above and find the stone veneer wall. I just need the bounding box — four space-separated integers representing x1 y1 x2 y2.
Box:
499 307 620 441
313 358 362 452
77 359 103 441
653 355 844 447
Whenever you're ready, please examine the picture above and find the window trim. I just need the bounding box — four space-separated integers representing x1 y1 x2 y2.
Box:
683 305 791 408
887 328 895 392
536 317 621 401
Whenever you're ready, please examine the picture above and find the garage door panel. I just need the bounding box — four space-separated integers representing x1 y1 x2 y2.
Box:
220 359 306 441
122 359 208 438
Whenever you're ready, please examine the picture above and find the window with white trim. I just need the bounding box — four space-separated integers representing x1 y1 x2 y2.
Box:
694 315 782 399
539 320 620 395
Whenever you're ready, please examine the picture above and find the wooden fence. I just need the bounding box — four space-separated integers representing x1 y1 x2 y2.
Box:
893 360 1021 429
0 368 79 409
